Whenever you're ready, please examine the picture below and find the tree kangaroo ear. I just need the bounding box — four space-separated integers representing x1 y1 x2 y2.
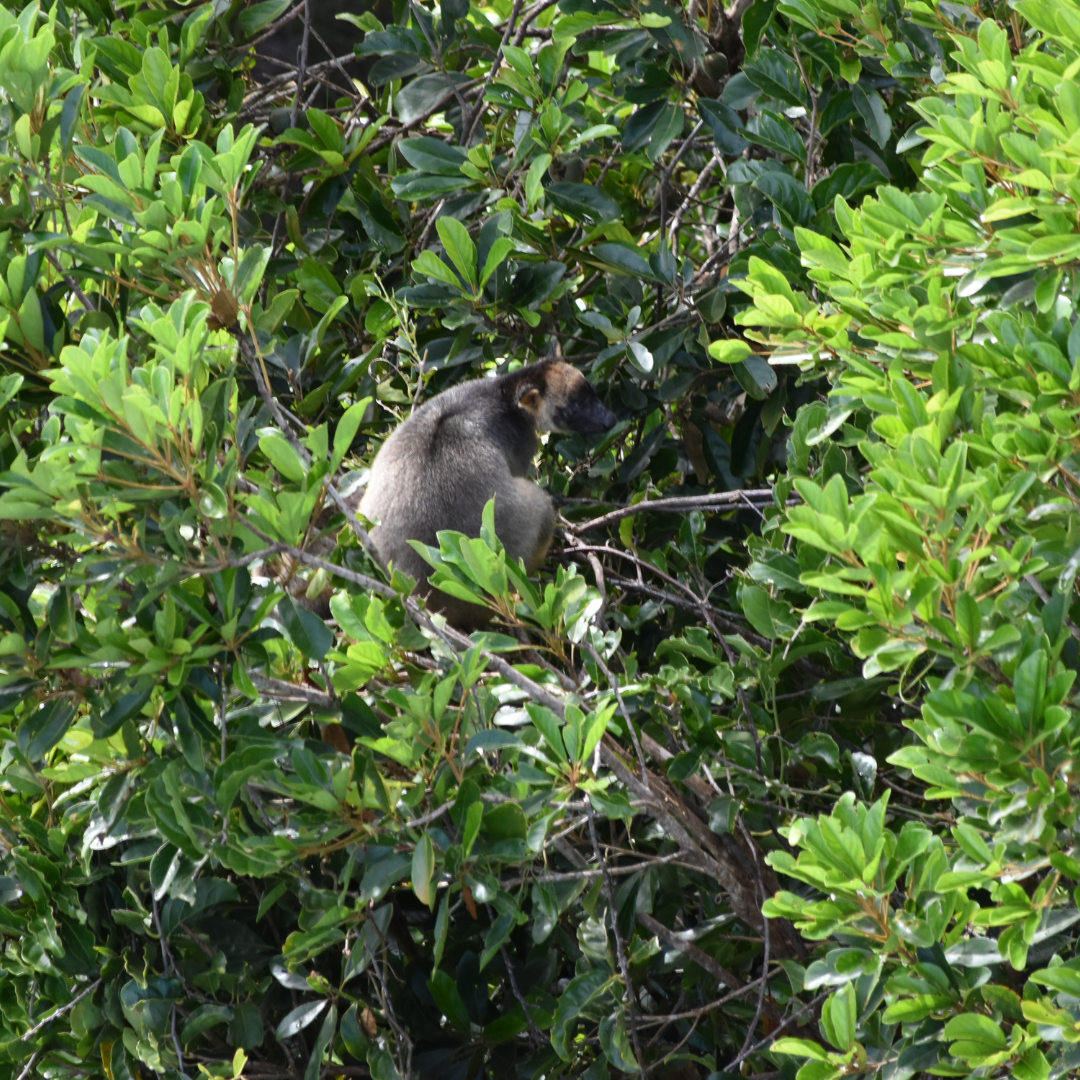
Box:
518 387 542 416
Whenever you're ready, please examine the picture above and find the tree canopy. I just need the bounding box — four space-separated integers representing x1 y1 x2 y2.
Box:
2 0 1080 1079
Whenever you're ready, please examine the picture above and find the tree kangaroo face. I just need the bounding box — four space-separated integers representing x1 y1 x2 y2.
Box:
517 361 617 435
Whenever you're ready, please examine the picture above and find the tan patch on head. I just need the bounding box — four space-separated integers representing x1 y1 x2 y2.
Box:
518 362 588 429
546 361 584 400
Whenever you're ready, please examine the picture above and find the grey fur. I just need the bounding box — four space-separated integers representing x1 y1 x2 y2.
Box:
358 361 615 628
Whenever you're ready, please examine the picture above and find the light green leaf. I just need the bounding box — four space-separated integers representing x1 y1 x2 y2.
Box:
436 216 477 290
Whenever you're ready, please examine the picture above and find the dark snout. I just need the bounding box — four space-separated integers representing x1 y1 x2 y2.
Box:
555 389 617 435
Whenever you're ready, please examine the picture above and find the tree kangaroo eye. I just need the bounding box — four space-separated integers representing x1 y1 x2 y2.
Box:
356 360 616 628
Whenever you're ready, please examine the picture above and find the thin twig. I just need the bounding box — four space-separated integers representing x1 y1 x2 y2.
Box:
248 0 308 48
586 799 648 1076
514 1 559 43
636 968 775 1027
499 851 696 889
20 979 102 1042
251 673 354 706
500 943 544 1047
699 588 791 854
464 0 524 144
238 53 357 119
658 120 704 240
723 991 830 1074
734 814 771 1059
305 20 364 104
637 912 747 991
14 1050 41 1080
569 490 776 533
366 78 484 155
171 1006 185 1078
404 802 452 829
791 46 820 186
562 541 765 645
670 150 725 244
235 327 384 567
43 250 95 314
291 0 312 130
584 641 650 786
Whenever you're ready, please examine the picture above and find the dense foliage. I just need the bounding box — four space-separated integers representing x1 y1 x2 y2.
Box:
1 0 1079 1078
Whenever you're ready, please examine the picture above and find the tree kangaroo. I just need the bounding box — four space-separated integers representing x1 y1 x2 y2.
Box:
359 359 616 627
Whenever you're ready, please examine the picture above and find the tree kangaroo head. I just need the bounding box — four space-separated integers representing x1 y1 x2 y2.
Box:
514 360 617 435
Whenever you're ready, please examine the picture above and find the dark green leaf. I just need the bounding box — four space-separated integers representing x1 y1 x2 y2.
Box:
547 183 623 224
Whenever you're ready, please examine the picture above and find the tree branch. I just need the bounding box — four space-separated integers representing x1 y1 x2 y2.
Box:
568 489 778 533
20 980 102 1042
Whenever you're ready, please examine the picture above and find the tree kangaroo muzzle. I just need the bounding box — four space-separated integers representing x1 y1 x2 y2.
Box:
358 360 616 628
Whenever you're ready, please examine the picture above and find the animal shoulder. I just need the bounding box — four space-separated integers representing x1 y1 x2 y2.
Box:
406 379 522 453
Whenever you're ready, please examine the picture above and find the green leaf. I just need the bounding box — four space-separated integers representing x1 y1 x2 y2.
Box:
229 1002 265 1051
709 338 753 364
20 700 76 762
259 433 307 483
771 1039 830 1060
852 85 892 148
581 705 612 765
526 152 551 208
358 853 412 904
742 50 807 108
526 703 567 765
275 1000 327 1040
238 0 290 37
332 396 373 471
480 912 515 970
820 983 857 1051
235 244 270 304
1031 966 1080 996
955 592 982 650
17 287 44 353
1014 649 1047 724
395 74 461 125
546 182 622 224
746 110 806 161
462 799 483 860
942 1013 1006 1053
1027 235 1080 261
646 103 684 163
428 969 471 1030
480 237 515 289
304 1004 337 1080
589 242 656 280
276 595 334 660
182 1004 233 1045
307 108 343 153
397 137 469 174
752 169 814 226
411 831 435 908
510 260 566 307
699 99 749 154
413 249 466 288
436 216 477 290
735 355 779 399
551 970 611 1060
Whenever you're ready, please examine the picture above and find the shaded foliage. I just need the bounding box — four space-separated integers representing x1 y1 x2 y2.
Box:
0 0 1078 1079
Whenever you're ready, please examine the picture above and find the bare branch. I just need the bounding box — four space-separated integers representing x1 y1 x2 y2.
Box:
20 980 102 1043
291 0 312 130
569 489 777 533
587 799 647 1076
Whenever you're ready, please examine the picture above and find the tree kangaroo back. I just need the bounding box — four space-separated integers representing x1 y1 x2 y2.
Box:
359 360 616 628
